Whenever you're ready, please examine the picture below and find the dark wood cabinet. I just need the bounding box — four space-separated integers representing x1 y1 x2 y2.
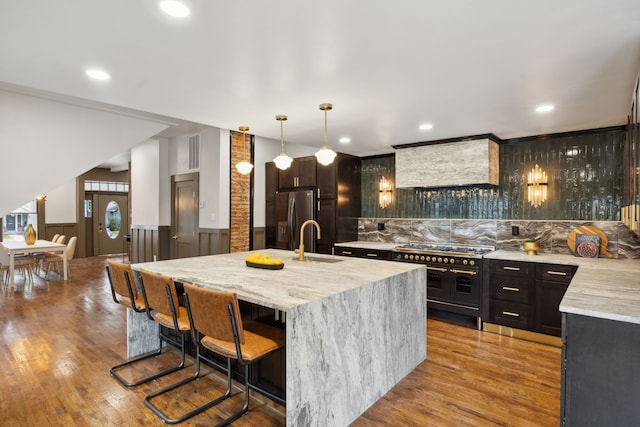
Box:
562 313 640 426
334 246 392 260
265 162 278 249
278 156 317 188
488 258 577 337
489 260 534 330
316 162 337 198
265 153 360 253
317 198 336 252
535 263 577 336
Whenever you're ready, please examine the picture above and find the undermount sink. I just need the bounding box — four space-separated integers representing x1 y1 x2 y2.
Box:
292 256 344 263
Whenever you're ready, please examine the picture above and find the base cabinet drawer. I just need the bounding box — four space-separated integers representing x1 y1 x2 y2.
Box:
492 300 530 330
334 247 362 257
490 260 532 277
491 274 530 304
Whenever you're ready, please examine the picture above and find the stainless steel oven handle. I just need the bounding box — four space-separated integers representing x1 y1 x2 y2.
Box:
427 266 448 272
450 269 477 276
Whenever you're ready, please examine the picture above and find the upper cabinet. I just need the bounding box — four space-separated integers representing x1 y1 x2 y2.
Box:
278 156 317 188
265 153 361 253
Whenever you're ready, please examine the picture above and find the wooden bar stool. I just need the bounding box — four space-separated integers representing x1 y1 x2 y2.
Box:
107 262 189 387
144 283 286 425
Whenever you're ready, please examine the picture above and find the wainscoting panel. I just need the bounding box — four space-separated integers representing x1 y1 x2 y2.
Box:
199 228 230 255
130 225 170 263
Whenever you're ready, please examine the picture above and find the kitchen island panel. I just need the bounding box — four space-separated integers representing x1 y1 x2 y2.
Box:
287 269 426 426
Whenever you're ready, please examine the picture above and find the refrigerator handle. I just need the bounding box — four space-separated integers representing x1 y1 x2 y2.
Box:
288 193 296 250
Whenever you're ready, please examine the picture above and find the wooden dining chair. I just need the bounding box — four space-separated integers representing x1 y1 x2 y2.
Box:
144 283 286 425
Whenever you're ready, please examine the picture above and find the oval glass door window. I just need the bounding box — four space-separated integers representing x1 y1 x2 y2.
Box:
104 200 121 239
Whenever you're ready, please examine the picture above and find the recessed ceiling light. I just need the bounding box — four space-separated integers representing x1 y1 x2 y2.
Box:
535 104 555 113
419 123 433 130
160 1 190 17
339 137 351 144
86 69 111 81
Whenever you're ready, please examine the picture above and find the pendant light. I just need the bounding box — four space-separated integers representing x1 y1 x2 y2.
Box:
235 126 253 175
315 103 337 166
273 115 293 170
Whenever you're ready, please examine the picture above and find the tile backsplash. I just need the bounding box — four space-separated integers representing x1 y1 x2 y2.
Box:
359 218 640 259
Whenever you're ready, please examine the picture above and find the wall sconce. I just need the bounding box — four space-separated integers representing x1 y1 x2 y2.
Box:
379 176 393 209
527 164 548 208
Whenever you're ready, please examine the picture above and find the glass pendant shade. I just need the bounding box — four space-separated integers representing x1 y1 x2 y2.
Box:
273 153 293 170
315 103 337 166
235 161 253 175
274 115 293 170
315 147 337 166
235 125 253 175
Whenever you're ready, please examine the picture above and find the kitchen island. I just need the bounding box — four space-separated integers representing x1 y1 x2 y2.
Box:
129 249 426 427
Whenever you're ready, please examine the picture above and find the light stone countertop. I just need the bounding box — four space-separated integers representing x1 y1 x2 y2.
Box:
334 241 399 250
133 249 424 312
485 250 640 324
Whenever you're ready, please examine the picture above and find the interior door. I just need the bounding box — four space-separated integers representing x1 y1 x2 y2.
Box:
172 173 199 259
94 194 129 255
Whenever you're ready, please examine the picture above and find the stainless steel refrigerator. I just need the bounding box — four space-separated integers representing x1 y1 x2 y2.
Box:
275 189 317 252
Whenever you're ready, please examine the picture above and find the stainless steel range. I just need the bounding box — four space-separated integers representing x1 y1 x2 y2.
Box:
392 243 494 329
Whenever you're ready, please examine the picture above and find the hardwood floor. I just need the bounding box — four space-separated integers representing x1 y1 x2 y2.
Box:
0 256 561 426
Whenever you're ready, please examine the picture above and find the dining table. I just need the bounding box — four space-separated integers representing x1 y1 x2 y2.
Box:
1 239 67 290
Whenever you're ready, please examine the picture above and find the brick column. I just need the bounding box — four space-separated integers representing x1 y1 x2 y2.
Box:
229 130 252 252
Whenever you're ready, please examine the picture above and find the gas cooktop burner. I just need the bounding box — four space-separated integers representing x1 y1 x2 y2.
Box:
393 243 495 257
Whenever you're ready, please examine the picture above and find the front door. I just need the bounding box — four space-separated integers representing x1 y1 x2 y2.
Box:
172 173 199 259
94 194 129 255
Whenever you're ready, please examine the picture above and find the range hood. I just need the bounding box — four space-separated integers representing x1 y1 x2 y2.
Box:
394 135 500 188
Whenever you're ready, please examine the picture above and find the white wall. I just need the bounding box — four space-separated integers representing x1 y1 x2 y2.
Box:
199 127 223 229
134 127 318 231
131 138 170 226
0 88 169 217
44 178 77 223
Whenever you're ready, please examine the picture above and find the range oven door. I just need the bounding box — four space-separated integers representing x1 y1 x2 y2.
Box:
426 266 450 300
449 267 480 306
427 265 480 307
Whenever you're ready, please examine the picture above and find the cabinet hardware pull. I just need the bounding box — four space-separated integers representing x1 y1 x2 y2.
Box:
450 269 477 276
342 251 353 255
366 253 378 257
503 266 521 271
502 311 520 317
502 286 520 292
427 266 448 272
547 271 567 276
318 201 321 211
317 188 320 198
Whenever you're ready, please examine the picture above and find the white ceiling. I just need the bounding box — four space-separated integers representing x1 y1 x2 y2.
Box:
1 0 639 161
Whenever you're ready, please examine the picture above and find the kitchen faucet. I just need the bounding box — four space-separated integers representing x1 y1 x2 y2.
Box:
298 220 321 261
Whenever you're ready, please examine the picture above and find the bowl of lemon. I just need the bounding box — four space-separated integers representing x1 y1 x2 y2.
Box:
245 253 284 270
